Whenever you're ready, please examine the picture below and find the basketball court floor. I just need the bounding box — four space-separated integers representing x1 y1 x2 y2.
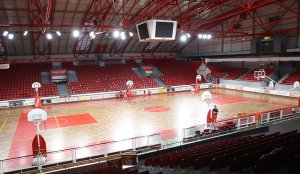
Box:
0 88 297 162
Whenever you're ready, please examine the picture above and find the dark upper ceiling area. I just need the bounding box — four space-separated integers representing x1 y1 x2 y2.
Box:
0 0 299 60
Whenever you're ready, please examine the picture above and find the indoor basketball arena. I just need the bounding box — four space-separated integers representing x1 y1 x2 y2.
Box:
1 0 300 174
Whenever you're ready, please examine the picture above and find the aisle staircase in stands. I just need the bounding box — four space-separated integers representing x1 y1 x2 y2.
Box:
135 60 167 87
57 82 70 96
67 70 79 82
52 62 71 96
41 72 51 84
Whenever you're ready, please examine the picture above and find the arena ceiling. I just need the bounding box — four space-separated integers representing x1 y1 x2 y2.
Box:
0 0 299 60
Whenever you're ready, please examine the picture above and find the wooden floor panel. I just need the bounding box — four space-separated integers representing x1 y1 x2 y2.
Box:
0 88 297 160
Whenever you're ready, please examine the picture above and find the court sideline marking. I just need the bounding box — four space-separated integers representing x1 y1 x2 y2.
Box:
0 116 8 133
53 112 62 134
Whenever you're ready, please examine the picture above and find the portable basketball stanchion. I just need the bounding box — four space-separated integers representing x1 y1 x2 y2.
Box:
27 109 48 170
126 80 133 100
195 75 202 92
32 82 42 108
254 68 276 87
201 91 213 128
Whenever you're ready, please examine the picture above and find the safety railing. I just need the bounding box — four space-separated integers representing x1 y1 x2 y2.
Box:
182 106 300 143
1 106 300 173
0 133 160 173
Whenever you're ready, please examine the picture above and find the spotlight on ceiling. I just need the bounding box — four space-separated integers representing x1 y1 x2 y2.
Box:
8 33 14 40
73 30 80 38
46 33 52 40
113 30 120 38
24 30 28 36
89 31 96 39
3 31 8 37
56 31 61 36
202 34 207 39
120 31 126 40
187 33 191 38
207 34 212 39
89 31 95 37
129 32 133 37
180 35 187 42
198 34 203 39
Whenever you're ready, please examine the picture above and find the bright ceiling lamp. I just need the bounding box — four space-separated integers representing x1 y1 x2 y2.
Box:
180 35 187 42
89 31 96 39
207 34 212 39
198 34 203 39
113 30 120 38
56 31 61 36
8 33 14 40
120 31 126 40
129 32 133 37
202 34 207 39
187 33 191 38
3 31 8 37
24 30 28 36
46 33 52 40
73 30 80 38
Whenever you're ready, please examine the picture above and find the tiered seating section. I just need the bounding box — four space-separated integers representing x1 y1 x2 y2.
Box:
0 63 58 100
67 63 158 95
208 66 247 80
143 130 300 173
281 69 300 85
68 165 161 174
143 59 206 86
240 68 273 82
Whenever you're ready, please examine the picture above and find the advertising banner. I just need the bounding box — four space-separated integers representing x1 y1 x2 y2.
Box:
9 100 23 107
78 95 91 101
65 96 79 102
51 98 66 103
91 94 104 99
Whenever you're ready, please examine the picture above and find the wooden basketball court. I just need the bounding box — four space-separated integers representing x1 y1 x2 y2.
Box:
0 88 297 161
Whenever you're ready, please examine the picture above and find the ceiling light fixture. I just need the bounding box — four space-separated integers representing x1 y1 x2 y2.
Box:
120 31 126 40
73 30 80 38
113 30 120 38
46 33 52 40
56 31 61 36
3 31 8 37
180 35 187 42
8 33 14 40
24 30 28 36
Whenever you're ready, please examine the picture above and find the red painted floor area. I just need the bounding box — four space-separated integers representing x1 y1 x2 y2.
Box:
213 92 294 107
8 112 97 158
212 96 247 105
144 106 172 112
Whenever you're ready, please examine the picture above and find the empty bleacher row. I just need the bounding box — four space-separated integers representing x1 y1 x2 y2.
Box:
143 59 206 86
208 66 247 80
2 60 299 101
0 63 58 100
142 130 300 173
239 68 274 82
282 68 300 85
65 63 158 95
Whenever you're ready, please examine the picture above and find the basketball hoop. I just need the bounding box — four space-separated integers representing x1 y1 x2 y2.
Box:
196 74 202 82
254 69 266 80
126 80 134 89
27 109 48 169
293 81 300 89
201 91 212 106
32 82 41 96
